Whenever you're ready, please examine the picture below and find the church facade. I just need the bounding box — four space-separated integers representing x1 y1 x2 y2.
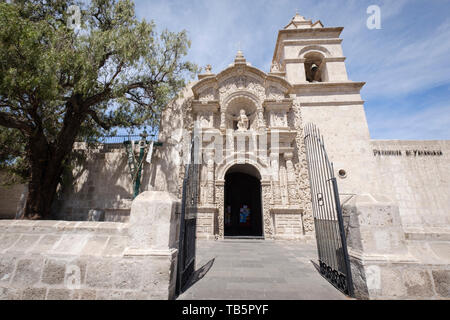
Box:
153 13 404 241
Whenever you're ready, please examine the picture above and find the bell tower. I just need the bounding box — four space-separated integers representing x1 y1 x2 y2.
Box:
270 13 350 84
270 13 380 196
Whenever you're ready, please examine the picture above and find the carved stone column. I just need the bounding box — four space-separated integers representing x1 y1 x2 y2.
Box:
280 161 288 205
258 108 265 129
292 100 314 234
215 180 225 238
206 151 215 205
261 181 274 239
271 153 282 205
284 152 298 204
220 111 226 131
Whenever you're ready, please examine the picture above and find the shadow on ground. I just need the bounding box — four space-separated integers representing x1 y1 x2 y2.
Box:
181 258 216 294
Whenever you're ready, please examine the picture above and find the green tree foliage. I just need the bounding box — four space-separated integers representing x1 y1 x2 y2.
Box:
0 0 198 219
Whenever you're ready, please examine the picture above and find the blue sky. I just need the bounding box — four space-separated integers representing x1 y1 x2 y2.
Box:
134 0 450 140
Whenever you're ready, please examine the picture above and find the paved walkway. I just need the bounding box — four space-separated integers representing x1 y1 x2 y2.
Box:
178 239 349 300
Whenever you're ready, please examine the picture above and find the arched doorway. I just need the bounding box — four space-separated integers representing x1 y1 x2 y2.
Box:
224 164 263 238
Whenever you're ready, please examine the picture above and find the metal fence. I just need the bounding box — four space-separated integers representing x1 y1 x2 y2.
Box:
82 134 158 150
97 134 158 144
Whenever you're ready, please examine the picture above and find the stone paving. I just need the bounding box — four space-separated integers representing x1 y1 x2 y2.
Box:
178 239 349 300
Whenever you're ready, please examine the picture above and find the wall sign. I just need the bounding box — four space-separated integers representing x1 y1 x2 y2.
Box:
373 149 443 157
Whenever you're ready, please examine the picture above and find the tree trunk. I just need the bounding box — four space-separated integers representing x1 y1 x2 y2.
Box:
22 162 64 220
21 107 84 220
21 133 62 220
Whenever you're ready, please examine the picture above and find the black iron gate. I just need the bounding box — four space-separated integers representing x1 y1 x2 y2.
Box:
176 137 200 295
304 123 354 296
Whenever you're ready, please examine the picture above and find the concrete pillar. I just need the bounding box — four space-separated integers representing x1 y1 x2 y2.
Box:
343 194 418 300
125 191 181 300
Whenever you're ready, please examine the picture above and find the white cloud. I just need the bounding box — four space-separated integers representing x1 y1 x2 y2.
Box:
368 101 450 140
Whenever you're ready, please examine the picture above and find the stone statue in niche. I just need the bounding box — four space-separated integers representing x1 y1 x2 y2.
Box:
199 112 212 128
237 109 249 131
271 111 287 127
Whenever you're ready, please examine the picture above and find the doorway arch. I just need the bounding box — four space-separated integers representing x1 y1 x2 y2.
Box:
224 164 263 238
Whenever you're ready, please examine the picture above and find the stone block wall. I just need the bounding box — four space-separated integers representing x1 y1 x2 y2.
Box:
0 172 26 219
349 259 449 300
343 194 450 300
0 219 177 300
273 211 305 240
0 139 181 223
196 209 215 240
52 144 149 222
370 140 450 232
300 103 380 196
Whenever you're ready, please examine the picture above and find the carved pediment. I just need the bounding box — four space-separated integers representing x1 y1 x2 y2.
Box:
218 75 266 104
191 60 292 103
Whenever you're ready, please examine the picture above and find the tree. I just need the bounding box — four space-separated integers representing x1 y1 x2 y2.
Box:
0 0 198 220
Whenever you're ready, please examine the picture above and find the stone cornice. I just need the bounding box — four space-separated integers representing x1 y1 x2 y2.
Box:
292 81 366 93
270 206 304 214
300 100 365 107
283 57 346 64
279 27 344 36
263 98 293 111
192 100 220 112
268 71 286 77
324 57 346 63
282 39 343 46
197 206 219 213
272 27 344 62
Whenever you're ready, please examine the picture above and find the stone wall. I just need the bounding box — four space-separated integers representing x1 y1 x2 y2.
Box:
53 143 155 222
0 172 26 219
300 103 381 196
0 135 183 223
370 140 450 232
343 194 449 300
0 191 181 300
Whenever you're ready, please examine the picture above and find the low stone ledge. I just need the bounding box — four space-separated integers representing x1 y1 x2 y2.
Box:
405 231 450 242
0 220 128 236
0 191 180 300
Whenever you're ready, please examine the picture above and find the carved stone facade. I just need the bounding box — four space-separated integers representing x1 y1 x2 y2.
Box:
158 49 314 240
